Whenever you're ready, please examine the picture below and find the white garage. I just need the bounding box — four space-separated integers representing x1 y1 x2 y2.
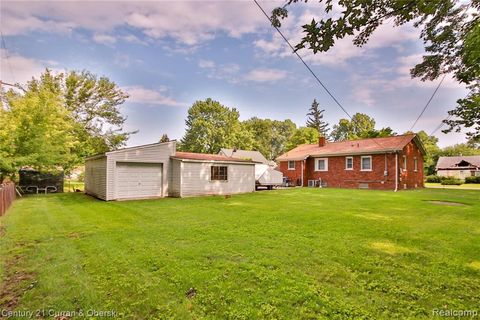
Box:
115 162 163 199
85 141 256 201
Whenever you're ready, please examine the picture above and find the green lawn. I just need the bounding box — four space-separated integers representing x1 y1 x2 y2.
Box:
1 189 479 319
63 180 85 192
425 182 480 189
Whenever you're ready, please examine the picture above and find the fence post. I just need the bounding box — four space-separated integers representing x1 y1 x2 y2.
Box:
0 182 16 216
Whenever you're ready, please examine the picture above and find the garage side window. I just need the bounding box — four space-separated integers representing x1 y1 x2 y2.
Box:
211 166 228 181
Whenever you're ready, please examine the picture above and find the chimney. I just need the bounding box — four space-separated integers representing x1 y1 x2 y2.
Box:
318 136 326 147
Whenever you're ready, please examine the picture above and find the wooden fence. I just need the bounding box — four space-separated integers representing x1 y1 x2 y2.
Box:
0 182 16 216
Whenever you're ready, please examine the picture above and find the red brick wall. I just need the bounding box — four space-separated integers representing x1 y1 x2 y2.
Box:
304 154 397 190
278 141 425 190
398 140 424 189
279 160 304 186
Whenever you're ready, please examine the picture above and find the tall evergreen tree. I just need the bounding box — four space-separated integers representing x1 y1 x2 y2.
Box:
306 99 329 137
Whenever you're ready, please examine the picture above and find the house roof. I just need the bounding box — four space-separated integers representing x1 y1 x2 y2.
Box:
172 152 257 163
219 148 269 164
436 155 480 170
277 134 424 161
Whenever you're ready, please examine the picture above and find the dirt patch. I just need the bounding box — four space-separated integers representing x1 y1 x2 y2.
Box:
426 200 468 207
0 254 36 310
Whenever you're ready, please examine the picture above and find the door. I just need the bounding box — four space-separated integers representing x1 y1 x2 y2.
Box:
115 162 163 199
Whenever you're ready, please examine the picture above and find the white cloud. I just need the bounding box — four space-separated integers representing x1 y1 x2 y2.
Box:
122 85 186 107
1 1 267 47
93 33 117 45
0 49 57 85
198 59 215 69
244 68 288 82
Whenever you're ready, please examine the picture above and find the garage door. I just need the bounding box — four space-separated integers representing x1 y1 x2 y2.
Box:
115 162 163 199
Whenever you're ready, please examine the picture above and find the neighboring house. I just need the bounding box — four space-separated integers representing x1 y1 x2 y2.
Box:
436 156 480 179
219 148 283 188
85 141 256 200
277 134 425 190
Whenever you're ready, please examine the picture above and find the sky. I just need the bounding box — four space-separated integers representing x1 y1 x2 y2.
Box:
0 0 470 148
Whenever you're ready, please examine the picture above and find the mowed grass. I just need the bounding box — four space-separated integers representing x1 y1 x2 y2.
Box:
425 182 480 189
1 188 479 319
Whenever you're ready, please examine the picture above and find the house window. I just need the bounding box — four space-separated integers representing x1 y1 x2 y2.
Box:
288 161 295 170
361 156 372 171
475 171 480 177
403 155 407 171
345 157 353 170
414 157 418 172
315 158 328 171
211 166 228 181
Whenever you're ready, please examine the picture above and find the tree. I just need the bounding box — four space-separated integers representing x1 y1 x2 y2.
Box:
272 1 480 140
159 134 170 143
0 69 131 176
440 143 480 157
286 127 319 151
367 127 396 138
0 84 76 179
23 69 132 171
306 99 329 137
330 113 375 141
415 130 441 175
180 98 253 153
243 117 297 159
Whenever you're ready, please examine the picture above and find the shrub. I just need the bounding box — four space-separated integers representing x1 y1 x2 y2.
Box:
465 176 480 184
426 175 444 183
441 178 463 185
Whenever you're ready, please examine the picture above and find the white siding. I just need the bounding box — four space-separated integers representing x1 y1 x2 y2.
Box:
169 159 182 197
85 157 107 200
106 141 176 200
178 161 255 197
437 169 474 179
115 163 163 199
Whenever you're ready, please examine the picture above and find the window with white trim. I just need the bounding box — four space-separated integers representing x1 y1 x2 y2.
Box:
403 155 407 171
315 158 328 171
414 157 418 172
288 161 295 170
211 166 228 181
345 157 353 170
361 156 372 171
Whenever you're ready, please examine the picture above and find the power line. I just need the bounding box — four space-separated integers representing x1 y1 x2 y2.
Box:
0 31 16 84
409 74 447 132
430 114 452 136
253 0 395 150
253 0 352 120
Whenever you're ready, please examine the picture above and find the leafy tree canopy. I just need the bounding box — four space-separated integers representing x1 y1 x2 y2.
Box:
330 113 394 141
180 98 254 154
0 83 76 179
243 117 297 160
286 126 319 151
0 69 131 176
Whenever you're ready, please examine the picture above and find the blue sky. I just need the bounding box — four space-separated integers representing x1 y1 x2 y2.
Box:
0 1 469 148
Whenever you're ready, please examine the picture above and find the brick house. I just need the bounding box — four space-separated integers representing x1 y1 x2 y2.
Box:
277 134 425 190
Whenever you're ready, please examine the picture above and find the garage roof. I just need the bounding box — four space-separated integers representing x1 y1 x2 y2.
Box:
172 152 257 163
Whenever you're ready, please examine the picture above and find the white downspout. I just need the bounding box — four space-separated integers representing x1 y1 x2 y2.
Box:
394 152 398 192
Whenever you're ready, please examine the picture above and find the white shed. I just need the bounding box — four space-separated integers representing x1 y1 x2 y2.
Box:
85 142 256 200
